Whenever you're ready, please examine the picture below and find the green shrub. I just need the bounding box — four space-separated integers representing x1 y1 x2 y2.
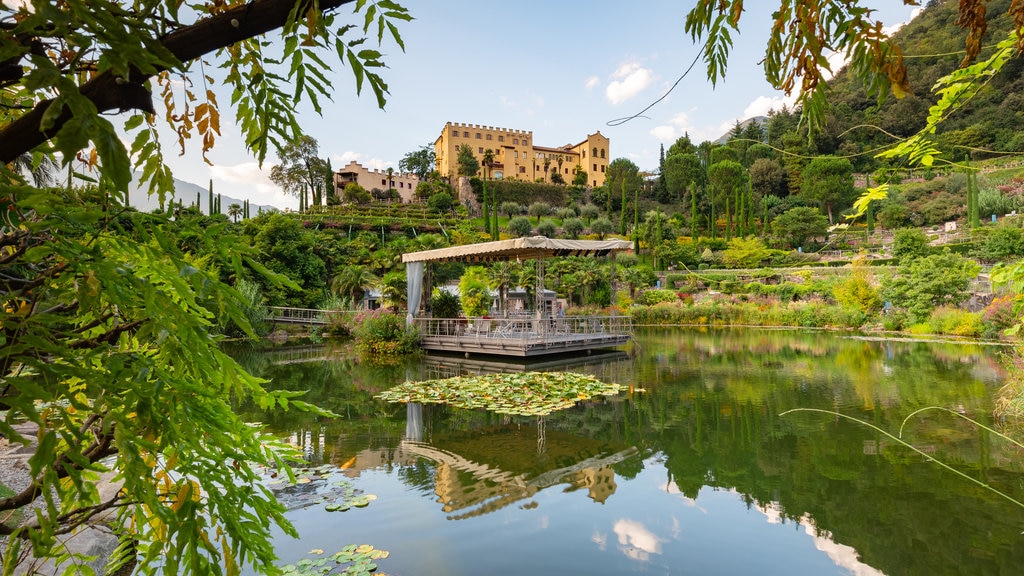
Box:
636 288 679 306
432 288 461 318
926 306 982 337
352 309 420 359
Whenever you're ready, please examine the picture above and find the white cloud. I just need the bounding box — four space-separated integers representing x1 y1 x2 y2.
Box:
613 519 662 562
743 94 792 118
606 62 654 105
331 151 393 171
584 76 601 90
208 161 291 208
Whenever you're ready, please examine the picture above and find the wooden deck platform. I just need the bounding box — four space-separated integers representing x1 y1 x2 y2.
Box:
412 315 632 357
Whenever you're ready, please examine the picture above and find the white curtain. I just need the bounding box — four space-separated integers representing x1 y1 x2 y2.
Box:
405 261 424 326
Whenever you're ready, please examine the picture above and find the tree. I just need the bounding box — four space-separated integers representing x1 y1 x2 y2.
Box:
529 201 551 224
399 144 436 180
269 135 330 209
591 216 615 240
892 227 930 263
801 156 854 224
331 264 381 305
507 216 534 237
228 202 243 222
881 251 981 323
563 217 585 239
772 206 828 250
706 160 747 239
458 266 492 317
0 0 410 573
748 158 786 199
456 144 480 178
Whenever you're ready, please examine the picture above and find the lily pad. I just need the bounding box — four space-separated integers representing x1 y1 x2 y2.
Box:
376 371 625 416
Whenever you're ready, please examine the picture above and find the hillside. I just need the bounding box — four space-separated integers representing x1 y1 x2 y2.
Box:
825 0 1024 158
127 174 282 215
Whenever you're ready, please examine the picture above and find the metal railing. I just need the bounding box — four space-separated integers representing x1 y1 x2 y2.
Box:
413 315 632 340
267 307 353 325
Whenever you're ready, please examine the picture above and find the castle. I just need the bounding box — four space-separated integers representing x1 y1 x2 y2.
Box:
434 122 609 187
333 160 421 203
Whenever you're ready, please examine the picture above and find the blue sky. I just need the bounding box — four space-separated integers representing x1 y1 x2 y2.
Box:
158 1 922 210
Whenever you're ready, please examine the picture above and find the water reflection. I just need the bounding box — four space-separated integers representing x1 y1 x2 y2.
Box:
232 329 1024 576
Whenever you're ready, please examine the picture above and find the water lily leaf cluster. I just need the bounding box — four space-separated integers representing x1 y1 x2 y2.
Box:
261 464 377 512
280 544 389 576
376 371 626 416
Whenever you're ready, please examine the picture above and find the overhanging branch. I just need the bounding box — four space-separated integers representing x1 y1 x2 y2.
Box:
0 0 355 164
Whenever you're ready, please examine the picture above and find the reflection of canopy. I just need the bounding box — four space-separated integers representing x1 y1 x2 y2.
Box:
402 236 634 264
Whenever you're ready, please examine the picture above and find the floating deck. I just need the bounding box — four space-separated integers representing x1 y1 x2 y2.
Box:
412 315 632 357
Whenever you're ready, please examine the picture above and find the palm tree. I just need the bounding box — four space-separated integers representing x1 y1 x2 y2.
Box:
487 261 516 317
331 264 380 306
11 152 60 187
227 203 243 222
542 155 551 182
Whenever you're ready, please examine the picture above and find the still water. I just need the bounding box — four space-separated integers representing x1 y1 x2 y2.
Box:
231 328 1024 576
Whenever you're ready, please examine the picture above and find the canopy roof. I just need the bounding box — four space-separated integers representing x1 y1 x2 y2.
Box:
401 236 634 264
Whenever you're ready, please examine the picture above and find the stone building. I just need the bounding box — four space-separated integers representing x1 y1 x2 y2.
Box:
333 160 420 203
434 122 610 188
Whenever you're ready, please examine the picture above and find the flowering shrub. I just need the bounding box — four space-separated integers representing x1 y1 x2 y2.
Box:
635 288 680 306
352 309 420 360
981 296 1020 339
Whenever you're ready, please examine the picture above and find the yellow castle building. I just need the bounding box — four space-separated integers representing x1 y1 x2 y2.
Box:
434 122 610 188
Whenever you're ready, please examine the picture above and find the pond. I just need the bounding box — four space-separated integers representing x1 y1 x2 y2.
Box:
230 328 1024 576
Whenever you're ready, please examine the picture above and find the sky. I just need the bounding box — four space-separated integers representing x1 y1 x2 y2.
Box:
154 0 923 211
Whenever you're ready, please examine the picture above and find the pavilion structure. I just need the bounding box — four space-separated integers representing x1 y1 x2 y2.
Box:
401 236 634 357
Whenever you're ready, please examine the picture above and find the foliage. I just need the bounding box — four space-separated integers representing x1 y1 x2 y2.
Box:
562 217 585 239
0 191 321 575
977 224 1024 261
456 144 480 177
427 190 454 213
270 135 329 208
892 227 931 263
800 156 854 223
981 295 1019 339
772 206 828 250
431 288 461 318
507 216 533 237
721 237 773 268
635 289 681 306
351 309 419 360
881 250 981 323
590 216 615 239
221 278 272 338
832 259 883 314
536 220 557 238
399 144 436 180
630 298 868 329
279 545 389 576
458 266 492 317
376 371 625 416
926 306 983 337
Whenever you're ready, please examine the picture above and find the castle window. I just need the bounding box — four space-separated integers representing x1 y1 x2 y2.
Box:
592 147 598 156
519 166 526 173
601 149 606 158
593 163 597 171
601 165 606 172
381 179 386 185
513 138 519 145
486 134 492 140
476 132 481 139
582 150 586 158
478 147 483 153
498 135 504 142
